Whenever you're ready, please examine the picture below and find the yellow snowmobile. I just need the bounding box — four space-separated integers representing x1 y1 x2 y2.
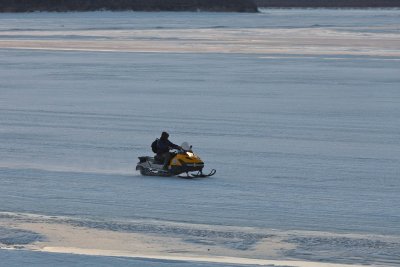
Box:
136 142 216 178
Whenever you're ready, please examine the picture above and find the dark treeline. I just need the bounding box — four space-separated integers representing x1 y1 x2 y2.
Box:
0 0 258 12
255 0 400 7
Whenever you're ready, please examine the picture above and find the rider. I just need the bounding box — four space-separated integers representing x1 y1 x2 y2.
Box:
157 131 181 170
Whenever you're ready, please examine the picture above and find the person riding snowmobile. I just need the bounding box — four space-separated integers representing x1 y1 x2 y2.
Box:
138 133 216 178
157 132 181 170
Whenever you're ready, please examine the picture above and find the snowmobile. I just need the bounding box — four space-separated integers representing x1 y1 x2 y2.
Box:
136 142 216 178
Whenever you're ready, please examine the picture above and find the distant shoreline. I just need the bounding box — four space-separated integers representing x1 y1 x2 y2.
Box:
0 0 258 13
1 0 399 13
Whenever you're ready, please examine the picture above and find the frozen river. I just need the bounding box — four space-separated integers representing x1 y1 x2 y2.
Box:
1 9 400 266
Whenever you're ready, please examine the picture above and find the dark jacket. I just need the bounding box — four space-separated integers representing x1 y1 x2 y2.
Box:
157 138 179 155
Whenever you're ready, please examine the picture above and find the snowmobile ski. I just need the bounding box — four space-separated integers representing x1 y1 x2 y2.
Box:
178 169 216 179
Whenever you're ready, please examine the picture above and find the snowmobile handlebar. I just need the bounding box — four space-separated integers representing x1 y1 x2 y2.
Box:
172 147 192 153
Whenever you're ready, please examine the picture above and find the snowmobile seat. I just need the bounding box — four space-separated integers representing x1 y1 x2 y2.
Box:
138 156 147 163
154 155 164 164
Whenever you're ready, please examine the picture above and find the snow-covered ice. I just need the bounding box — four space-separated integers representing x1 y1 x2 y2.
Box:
1 9 400 266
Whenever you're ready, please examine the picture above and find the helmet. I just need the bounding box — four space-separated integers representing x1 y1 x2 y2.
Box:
161 131 169 139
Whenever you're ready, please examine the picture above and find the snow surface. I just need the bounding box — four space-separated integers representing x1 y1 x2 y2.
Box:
0 9 400 266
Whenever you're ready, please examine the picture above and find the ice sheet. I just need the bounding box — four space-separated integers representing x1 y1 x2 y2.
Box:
1 9 399 266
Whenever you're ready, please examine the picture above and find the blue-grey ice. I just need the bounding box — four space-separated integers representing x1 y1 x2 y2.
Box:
0 9 399 267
